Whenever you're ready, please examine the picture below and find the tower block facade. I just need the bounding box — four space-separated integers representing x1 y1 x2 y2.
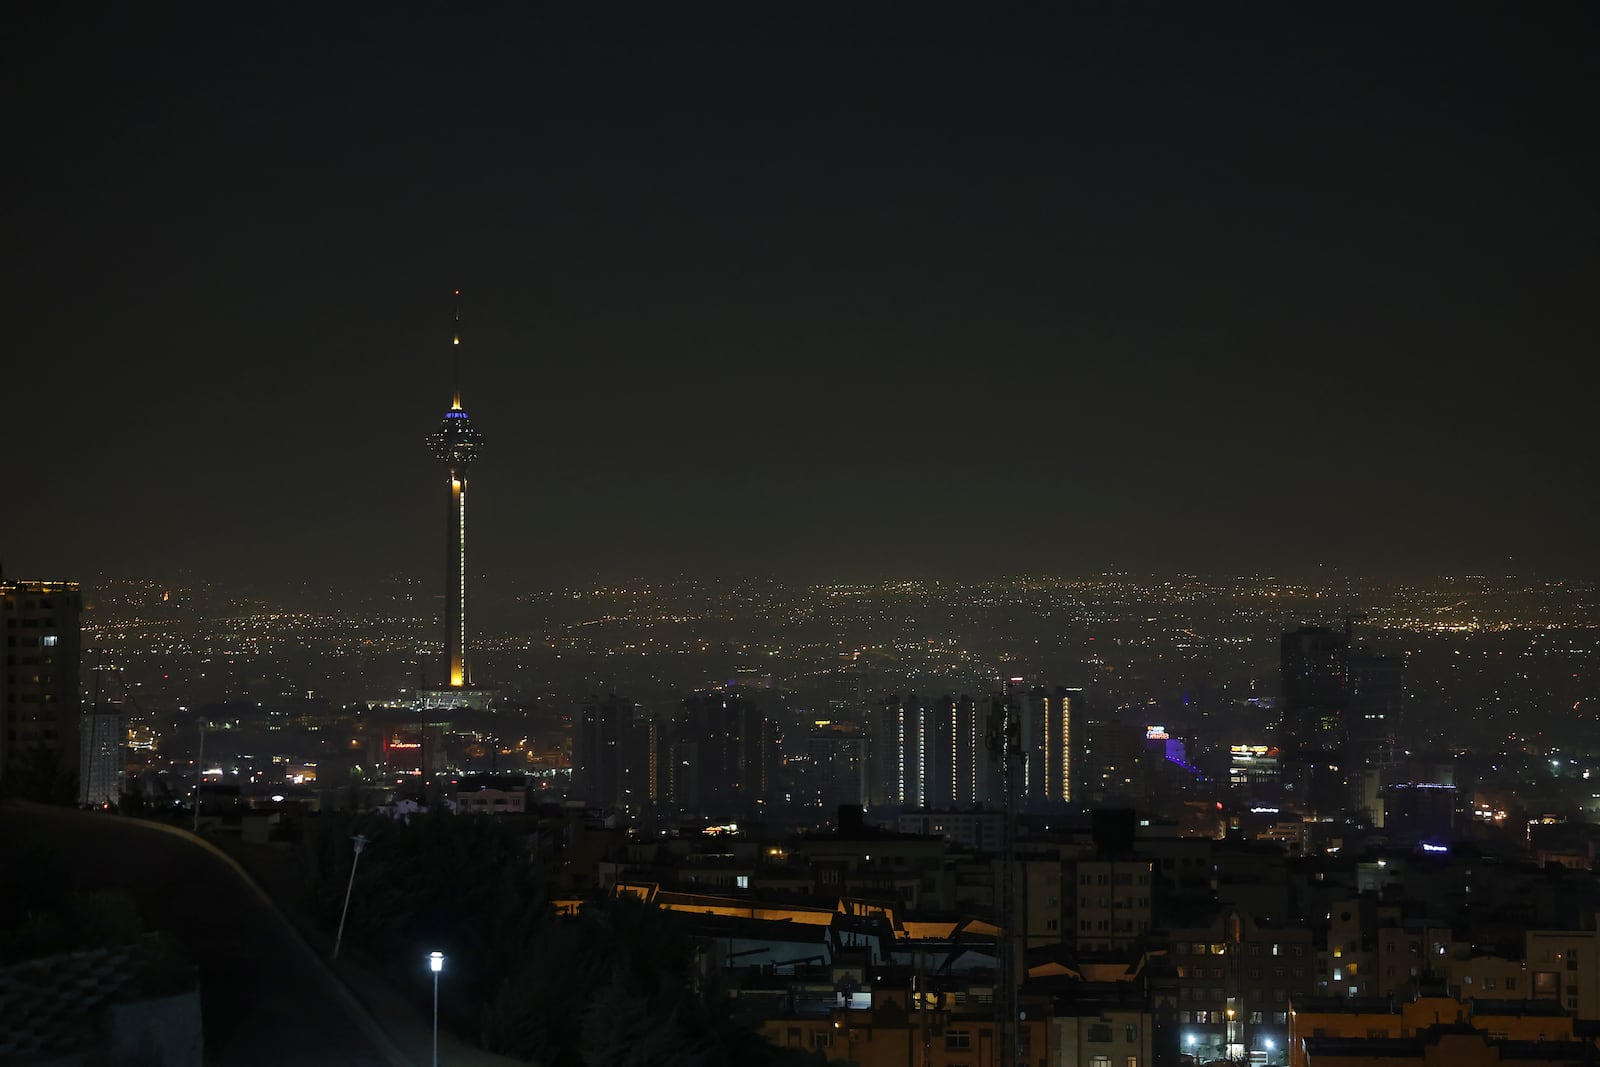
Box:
427 294 480 689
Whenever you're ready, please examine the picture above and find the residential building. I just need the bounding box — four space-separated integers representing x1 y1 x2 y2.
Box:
1 579 82 789
1288 994 1574 1067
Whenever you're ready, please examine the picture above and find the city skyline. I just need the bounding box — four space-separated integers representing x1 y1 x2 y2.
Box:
5 5 1597 591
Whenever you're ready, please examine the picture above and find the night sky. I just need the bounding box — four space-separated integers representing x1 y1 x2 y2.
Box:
6 5 1596 588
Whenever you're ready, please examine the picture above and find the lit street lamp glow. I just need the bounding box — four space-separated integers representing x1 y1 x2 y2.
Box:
428 951 445 1067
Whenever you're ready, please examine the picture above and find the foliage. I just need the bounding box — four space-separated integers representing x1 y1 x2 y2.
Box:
303 810 829 1066
0 743 78 805
0 888 146 965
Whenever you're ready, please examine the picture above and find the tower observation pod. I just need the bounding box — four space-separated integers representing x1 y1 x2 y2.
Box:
427 291 480 689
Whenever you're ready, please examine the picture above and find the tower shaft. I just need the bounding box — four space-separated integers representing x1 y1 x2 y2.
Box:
447 473 468 686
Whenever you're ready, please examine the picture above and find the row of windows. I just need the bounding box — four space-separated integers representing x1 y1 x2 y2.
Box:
1187 943 1305 957
4 596 70 610
1180 1011 1288 1025
1181 988 1292 1004
1184 967 1308 981
1081 897 1152 908
1085 1024 1140 1043
787 1024 1050 1053
1082 919 1152 933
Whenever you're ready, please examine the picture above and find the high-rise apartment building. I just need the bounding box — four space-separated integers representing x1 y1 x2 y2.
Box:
807 719 868 814
1022 685 1081 808
1279 621 1404 817
867 693 998 810
1075 708 1144 805
1279 624 1351 813
667 692 774 815
1280 626 1349 760
576 695 661 811
1 579 83 792
868 687 1083 813
867 694 929 808
78 706 122 808
1347 650 1403 768
925 694 987 808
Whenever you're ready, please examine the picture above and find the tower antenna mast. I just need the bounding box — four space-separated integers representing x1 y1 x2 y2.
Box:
451 289 463 411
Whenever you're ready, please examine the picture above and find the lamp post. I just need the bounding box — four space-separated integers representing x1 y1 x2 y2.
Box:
428 950 445 1067
332 833 370 959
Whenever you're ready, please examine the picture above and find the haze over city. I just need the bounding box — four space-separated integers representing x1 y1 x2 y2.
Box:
6 4 1597 589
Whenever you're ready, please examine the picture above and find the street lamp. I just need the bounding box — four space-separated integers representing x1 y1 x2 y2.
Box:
428 951 445 1067
332 833 370 959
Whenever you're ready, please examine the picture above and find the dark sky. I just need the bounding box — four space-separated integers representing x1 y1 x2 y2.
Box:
5 4 1596 588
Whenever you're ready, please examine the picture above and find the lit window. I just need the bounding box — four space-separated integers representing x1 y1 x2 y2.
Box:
42 635 57 647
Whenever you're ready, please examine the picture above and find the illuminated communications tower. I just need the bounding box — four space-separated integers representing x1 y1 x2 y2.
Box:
427 292 480 689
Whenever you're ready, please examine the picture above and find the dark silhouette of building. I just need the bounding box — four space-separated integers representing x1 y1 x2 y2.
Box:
806 719 868 816
1077 707 1145 806
668 692 775 815
576 694 656 811
1279 619 1404 818
1 579 82 791
1347 649 1404 768
1384 782 1459 842
1279 624 1351 813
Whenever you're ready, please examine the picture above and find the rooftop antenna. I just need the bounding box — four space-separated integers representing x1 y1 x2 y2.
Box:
451 289 463 411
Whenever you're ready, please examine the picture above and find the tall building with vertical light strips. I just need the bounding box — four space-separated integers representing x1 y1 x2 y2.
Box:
869 693 1003 810
1030 685 1081 807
